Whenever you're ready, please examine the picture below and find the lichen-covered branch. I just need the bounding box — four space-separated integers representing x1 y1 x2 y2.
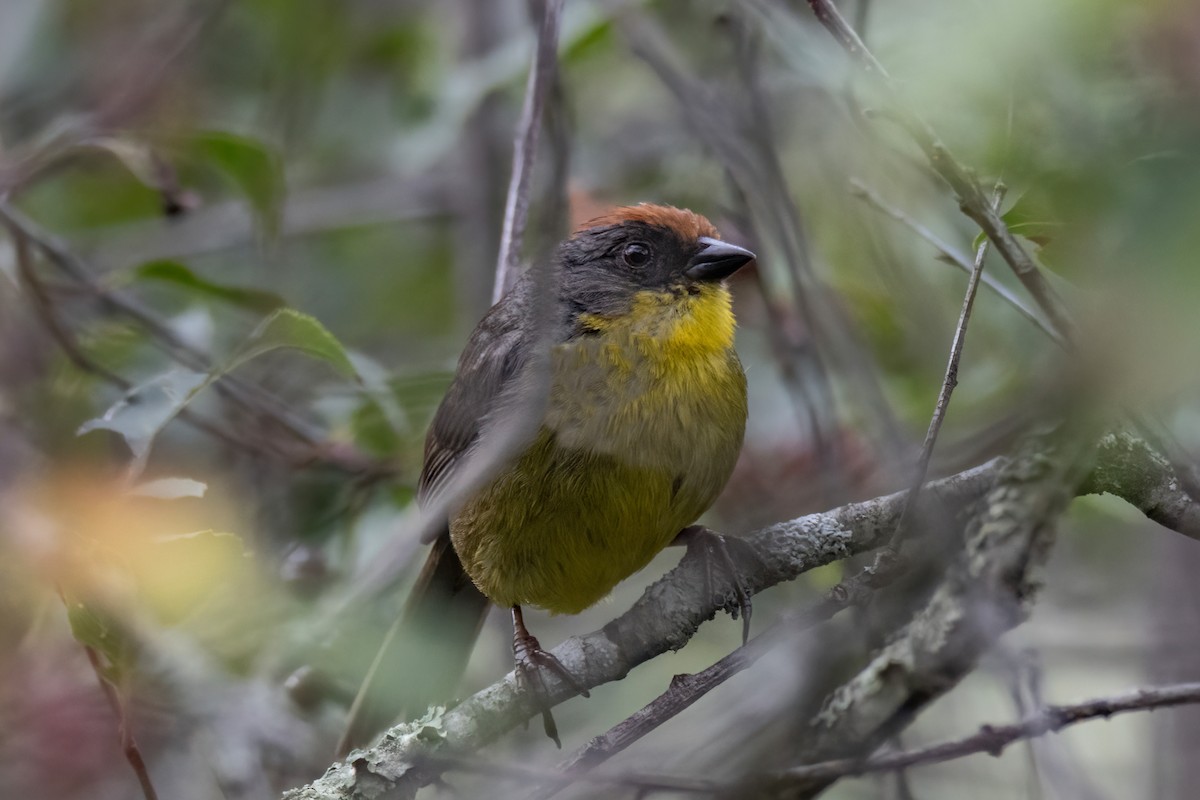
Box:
283 461 998 800
283 433 1200 800
1083 431 1200 540
764 424 1098 799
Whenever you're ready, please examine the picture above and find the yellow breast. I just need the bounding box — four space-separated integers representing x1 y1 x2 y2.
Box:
451 284 747 613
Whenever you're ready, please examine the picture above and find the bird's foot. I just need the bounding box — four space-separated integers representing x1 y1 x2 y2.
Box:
674 525 758 645
511 606 590 748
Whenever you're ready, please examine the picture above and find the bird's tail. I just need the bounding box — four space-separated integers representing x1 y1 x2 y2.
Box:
337 530 490 753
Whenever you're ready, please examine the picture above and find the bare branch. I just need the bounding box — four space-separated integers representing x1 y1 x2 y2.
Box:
493 0 565 303
1083 431 1200 540
774 682 1200 785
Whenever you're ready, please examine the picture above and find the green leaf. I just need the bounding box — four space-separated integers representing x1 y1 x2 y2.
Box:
194 131 284 238
231 308 358 378
972 221 1063 253
65 599 134 683
77 310 354 476
132 260 286 313
78 368 211 476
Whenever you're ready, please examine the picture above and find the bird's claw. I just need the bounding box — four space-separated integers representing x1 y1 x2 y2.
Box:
678 525 758 645
512 618 589 748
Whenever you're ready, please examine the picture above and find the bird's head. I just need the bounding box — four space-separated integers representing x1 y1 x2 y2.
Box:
557 204 756 325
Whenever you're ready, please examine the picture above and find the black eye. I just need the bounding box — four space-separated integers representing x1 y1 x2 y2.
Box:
622 242 651 268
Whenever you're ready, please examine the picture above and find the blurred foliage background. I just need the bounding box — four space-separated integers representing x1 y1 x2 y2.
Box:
2 0 1200 798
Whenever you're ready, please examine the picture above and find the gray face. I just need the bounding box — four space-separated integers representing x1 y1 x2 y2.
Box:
557 222 754 325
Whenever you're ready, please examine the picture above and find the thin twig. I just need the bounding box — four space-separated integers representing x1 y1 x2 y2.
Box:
81 644 160 800
531 556 905 800
802 0 1075 340
888 184 1006 547
772 682 1200 785
848 178 1061 345
493 0 565 303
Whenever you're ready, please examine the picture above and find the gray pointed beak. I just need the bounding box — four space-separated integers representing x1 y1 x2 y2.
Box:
685 237 756 282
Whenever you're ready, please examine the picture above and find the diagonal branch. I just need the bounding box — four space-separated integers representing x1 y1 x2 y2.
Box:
767 421 1099 799
531 557 904 800
283 434 1200 800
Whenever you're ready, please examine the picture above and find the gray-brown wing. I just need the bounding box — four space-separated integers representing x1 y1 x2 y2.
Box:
417 295 528 508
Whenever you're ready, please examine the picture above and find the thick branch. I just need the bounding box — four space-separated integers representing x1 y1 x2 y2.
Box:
283 434 1200 800
772 423 1098 799
1083 431 1200 540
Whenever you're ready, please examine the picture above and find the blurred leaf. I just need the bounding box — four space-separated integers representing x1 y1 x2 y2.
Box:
64 598 134 683
350 350 407 433
351 400 401 457
129 477 208 500
87 137 197 215
563 17 614 61
87 137 162 189
193 131 284 238
973 220 1063 253
972 190 1064 253
131 260 286 313
231 308 358 378
77 368 210 475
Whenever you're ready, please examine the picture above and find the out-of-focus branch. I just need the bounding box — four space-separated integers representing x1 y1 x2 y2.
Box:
801 0 1076 341
0 200 393 477
88 173 451 270
493 0 565 303
4 214 286 460
283 433 1199 800
623 5 910 477
768 422 1098 800
773 682 1200 786
531 557 903 800
849 178 1061 345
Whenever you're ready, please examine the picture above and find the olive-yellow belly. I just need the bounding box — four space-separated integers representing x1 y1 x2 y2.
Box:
449 285 747 614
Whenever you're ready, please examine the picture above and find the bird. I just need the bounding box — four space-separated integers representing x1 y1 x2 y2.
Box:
404 203 755 745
